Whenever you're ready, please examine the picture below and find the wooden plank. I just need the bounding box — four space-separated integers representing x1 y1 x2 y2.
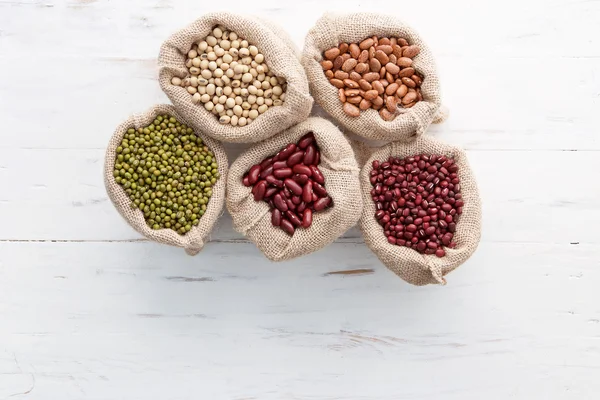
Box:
0 241 599 399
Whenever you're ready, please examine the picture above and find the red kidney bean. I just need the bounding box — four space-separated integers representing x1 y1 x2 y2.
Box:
297 202 306 213
302 180 313 203
310 166 325 184
260 165 273 179
244 131 331 235
259 157 273 170
273 168 293 179
293 174 309 185
287 151 304 167
303 145 316 165
284 178 303 196
292 164 312 176
275 144 297 161
298 133 314 149
273 160 288 170
274 194 288 212
302 208 313 228
247 165 261 184
314 196 331 211
272 209 281 226
280 218 295 235
265 187 278 199
286 210 302 226
265 175 283 187
253 180 267 201
369 154 462 255
286 198 295 210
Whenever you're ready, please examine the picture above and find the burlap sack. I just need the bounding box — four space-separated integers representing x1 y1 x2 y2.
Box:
302 12 448 142
158 12 313 144
227 117 362 261
104 104 228 256
359 136 481 285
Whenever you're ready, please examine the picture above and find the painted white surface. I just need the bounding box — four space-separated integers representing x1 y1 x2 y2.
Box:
0 0 599 398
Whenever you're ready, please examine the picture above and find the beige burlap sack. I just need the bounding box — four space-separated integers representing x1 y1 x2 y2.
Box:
227 117 362 261
302 12 448 142
359 136 481 285
158 13 313 144
104 104 228 255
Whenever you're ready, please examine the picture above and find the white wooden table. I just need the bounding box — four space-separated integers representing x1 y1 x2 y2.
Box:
1 0 599 398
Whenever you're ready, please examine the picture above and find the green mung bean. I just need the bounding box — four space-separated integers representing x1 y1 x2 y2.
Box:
114 115 219 235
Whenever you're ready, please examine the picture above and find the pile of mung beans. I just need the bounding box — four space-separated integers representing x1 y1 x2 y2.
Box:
171 25 287 127
113 115 219 235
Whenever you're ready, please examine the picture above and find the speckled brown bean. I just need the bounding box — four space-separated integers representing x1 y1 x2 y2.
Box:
338 88 346 103
398 67 415 78
343 102 360 117
334 70 349 80
359 98 372 110
321 60 333 70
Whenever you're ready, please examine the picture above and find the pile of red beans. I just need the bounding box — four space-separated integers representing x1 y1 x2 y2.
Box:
369 154 463 257
243 132 332 235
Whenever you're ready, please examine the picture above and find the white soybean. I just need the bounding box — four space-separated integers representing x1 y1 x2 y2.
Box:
179 27 287 126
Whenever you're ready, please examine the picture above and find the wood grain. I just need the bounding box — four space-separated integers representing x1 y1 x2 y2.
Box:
0 0 599 398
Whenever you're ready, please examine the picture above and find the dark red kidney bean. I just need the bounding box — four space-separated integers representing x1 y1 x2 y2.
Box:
260 165 273 179
248 165 261 184
314 196 331 211
273 168 293 179
274 194 288 212
292 164 312 176
297 202 306 213
314 150 320 166
298 133 314 149
243 176 250 186
303 145 316 165
280 218 295 235
265 187 278 198
312 193 318 202
310 166 325 184
271 209 281 226
273 160 288 170
260 157 273 170
265 175 283 187
253 180 267 201
293 174 309 185
292 196 301 205
302 208 313 228
286 151 304 167
284 178 303 195
302 181 313 203
277 144 297 161
286 210 302 226
286 198 295 210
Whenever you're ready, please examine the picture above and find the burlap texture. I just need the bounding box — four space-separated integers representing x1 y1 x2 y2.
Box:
302 12 447 142
158 12 313 144
227 117 362 261
104 104 228 256
359 136 481 285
